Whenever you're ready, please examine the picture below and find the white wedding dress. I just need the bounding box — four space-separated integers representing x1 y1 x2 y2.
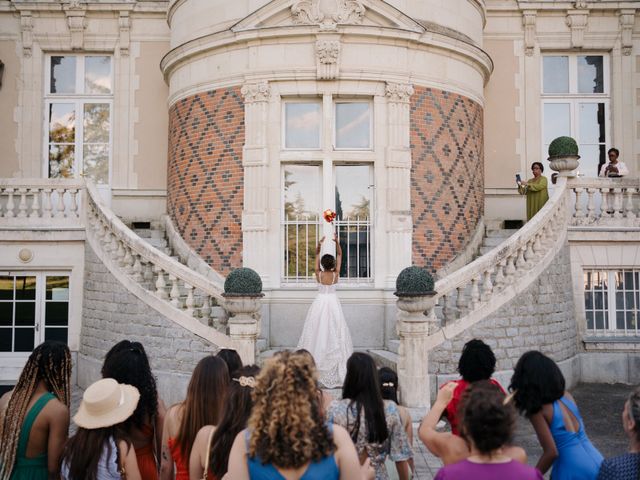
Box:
297 277 354 388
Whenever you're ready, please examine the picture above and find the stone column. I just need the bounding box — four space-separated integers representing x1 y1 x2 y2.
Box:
395 294 438 412
385 82 414 288
223 295 262 365
240 81 271 284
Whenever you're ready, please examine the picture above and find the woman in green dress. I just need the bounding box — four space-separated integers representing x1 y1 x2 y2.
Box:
0 341 72 480
519 162 549 221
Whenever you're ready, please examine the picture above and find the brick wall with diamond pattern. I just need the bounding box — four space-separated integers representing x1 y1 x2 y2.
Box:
410 87 484 272
167 88 245 274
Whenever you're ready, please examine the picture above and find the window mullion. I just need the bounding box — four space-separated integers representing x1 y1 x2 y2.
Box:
608 271 616 332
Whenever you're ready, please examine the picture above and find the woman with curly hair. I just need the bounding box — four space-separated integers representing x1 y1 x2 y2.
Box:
102 340 166 480
189 365 259 480
227 351 364 479
510 351 603 479
433 381 542 479
0 341 72 480
161 356 228 480
327 352 411 480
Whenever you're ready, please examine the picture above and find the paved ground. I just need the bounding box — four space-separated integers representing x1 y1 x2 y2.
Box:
411 382 631 479
69 382 630 478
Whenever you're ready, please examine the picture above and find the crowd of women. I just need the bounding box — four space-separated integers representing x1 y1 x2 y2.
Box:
0 339 639 480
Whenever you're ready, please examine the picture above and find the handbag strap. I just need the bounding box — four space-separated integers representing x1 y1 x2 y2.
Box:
202 427 216 480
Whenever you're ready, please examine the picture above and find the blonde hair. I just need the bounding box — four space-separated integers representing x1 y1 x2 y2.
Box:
0 341 71 480
248 351 334 468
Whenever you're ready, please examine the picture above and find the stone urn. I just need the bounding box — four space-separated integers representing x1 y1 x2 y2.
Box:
222 268 264 364
548 136 580 176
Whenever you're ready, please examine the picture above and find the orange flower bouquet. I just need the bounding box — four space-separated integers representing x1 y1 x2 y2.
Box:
323 209 337 223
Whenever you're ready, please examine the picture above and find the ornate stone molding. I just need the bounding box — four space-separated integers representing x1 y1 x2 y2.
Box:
566 7 589 49
20 11 33 58
119 11 131 57
385 82 414 104
240 81 270 103
619 9 635 56
316 39 340 80
292 0 365 29
65 5 87 50
522 11 537 57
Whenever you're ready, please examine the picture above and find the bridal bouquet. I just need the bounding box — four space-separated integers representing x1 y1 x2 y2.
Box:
323 209 337 223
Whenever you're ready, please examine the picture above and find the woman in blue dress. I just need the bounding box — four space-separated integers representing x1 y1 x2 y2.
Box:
510 351 603 479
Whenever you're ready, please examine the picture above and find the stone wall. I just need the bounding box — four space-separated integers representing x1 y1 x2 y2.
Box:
430 244 576 374
410 87 484 272
167 87 245 275
80 244 217 403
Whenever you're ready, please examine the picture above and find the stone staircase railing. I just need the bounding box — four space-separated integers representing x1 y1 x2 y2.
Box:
83 181 241 354
569 177 640 226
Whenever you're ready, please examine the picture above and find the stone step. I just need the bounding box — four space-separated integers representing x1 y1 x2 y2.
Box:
485 228 516 239
368 348 399 371
482 235 510 248
484 219 504 230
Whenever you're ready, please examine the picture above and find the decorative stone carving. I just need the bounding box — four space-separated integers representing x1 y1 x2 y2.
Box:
385 82 414 103
292 0 365 29
522 11 537 57
20 11 33 58
119 11 131 57
18 248 33 263
620 9 636 56
566 8 588 49
240 81 270 103
65 6 87 50
316 39 340 79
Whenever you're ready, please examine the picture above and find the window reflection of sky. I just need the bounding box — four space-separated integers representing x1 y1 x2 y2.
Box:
49 104 75 142
578 56 603 94
284 165 320 218
336 165 370 219
543 104 570 144
336 103 370 149
50 56 76 94
285 103 321 148
543 56 569 94
85 56 112 94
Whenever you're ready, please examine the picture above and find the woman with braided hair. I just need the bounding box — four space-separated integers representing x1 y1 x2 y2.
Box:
597 386 640 479
0 340 72 480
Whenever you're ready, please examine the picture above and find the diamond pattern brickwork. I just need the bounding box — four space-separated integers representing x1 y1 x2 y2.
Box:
167 88 245 274
410 86 484 272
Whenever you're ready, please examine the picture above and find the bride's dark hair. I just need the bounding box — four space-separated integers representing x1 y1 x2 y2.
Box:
320 254 336 271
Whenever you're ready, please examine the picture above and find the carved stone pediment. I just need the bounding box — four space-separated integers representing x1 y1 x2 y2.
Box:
292 0 365 28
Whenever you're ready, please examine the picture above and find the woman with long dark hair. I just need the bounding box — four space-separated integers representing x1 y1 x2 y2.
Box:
0 341 72 480
102 340 166 480
510 351 603 479
160 356 228 480
61 378 141 480
188 365 260 480
327 352 411 480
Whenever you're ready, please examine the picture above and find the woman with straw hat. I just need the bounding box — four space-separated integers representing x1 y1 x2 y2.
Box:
61 378 142 480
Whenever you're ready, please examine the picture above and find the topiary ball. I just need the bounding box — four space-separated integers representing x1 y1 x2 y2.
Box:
223 268 263 297
395 266 436 297
548 136 579 157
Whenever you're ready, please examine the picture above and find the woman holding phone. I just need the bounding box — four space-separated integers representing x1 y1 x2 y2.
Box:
518 162 549 221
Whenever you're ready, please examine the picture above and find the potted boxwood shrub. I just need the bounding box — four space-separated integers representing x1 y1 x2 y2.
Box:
223 267 264 297
394 266 436 297
548 136 580 174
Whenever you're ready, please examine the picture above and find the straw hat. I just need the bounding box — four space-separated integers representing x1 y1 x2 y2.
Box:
73 378 140 429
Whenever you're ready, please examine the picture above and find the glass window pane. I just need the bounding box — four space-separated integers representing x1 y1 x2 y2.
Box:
285 103 321 149
45 303 68 326
586 311 594 330
617 310 625 330
543 104 571 144
0 303 12 326
15 276 36 300
46 277 69 301
584 292 593 310
543 56 569 93
578 56 604 94
83 145 109 185
577 145 603 178
335 165 370 220
0 276 13 300
0 329 11 351
49 145 75 179
595 311 604 329
85 56 112 94
45 327 67 344
595 293 603 309
14 328 34 352
335 103 371 149
83 104 110 143
49 104 75 143
15 303 35 326
283 165 321 220
626 292 635 310
50 56 76 94
626 311 636 331
579 103 605 144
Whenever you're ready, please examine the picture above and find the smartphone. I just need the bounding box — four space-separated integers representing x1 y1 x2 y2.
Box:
515 173 522 184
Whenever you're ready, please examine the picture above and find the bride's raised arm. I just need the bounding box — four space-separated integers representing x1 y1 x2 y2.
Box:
334 233 342 280
315 236 325 280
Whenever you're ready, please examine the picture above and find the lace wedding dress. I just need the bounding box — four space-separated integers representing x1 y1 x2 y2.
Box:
297 280 354 388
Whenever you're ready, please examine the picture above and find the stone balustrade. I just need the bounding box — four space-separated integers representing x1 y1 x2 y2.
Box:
568 177 640 226
0 178 84 227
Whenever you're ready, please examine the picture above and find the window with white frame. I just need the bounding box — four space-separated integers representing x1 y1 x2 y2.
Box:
0 274 70 353
45 55 112 184
584 269 640 336
541 54 609 178
282 98 373 283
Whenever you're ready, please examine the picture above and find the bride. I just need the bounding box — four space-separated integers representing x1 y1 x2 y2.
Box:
297 234 354 388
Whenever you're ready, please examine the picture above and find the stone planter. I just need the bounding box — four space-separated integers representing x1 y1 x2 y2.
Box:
222 294 263 364
549 155 580 176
